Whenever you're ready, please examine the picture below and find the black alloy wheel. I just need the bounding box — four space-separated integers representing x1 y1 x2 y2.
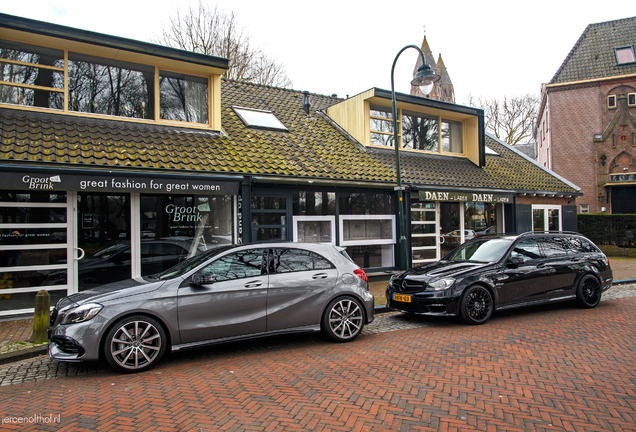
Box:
575 274 602 308
460 285 494 325
104 315 167 373
322 296 365 342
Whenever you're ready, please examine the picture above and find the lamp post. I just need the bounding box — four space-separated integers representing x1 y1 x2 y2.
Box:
391 45 440 270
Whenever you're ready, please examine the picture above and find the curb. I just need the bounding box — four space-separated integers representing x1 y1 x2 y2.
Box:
0 345 47 365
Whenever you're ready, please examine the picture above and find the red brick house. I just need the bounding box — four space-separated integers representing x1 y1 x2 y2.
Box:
536 16 636 214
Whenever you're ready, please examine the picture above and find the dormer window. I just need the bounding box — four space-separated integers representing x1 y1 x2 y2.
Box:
369 104 464 154
608 95 617 109
615 46 636 65
233 107 287 131
0 38 215 127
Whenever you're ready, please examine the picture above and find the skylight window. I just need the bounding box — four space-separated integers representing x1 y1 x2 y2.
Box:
615 46 636 65
233 107 288 131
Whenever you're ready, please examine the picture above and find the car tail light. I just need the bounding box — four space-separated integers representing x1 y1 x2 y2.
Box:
605 256 611 267
353 269 368 283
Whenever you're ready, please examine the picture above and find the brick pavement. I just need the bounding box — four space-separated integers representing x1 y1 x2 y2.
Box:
1 296 635 431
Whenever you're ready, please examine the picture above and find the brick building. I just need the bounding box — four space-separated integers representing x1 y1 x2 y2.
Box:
536 16 636 214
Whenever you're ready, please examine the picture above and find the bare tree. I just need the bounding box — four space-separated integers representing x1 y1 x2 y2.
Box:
464 94 539 146
156 2 293 88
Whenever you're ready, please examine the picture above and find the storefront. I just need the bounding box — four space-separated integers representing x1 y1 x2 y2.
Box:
408 189 511 264
0 169 239 315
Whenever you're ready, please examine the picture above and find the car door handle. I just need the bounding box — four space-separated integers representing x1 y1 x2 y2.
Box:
312 273 328 279
244 281 263 288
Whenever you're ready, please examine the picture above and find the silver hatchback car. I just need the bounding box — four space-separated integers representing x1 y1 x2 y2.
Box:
49 243 374 373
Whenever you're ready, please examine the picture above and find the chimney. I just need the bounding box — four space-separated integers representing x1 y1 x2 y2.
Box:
302 91 311 116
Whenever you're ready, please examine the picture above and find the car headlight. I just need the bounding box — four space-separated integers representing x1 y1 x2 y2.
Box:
428 278 455 291
61 303 103 324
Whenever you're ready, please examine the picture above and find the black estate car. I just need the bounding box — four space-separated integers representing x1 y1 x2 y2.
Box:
386 232 613 324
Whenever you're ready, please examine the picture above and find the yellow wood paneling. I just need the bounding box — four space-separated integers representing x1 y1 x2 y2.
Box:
0 27 225 130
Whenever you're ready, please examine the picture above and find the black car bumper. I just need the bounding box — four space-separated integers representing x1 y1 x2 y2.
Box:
385 290 461 316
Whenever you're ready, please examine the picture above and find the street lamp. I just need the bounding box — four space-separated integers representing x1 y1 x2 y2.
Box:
391 45 440 270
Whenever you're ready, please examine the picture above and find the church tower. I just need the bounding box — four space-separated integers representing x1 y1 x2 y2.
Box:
410 33 455 103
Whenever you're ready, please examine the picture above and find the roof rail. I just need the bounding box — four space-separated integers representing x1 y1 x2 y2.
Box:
517 230 581 237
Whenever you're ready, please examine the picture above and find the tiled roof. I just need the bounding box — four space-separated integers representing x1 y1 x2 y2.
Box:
483 134 579 193
0 81 395 182
550 16 636 84
0 80 578 194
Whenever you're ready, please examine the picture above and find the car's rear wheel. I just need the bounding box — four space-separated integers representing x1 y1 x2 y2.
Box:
460 285 493 325
104 315 166 373
322 296 365 342
575 274 602 308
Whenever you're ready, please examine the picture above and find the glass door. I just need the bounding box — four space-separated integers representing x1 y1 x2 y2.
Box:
0 191 70 316
76 193 130 290
411 202 439 264
532 205 561 232
250 194 290 242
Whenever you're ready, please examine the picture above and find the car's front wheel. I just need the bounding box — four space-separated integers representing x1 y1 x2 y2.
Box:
322 296 365 342
575 274 602 308
104 315 167 373
460 285 494 325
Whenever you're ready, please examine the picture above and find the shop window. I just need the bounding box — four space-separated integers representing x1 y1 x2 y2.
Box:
338 192 393 215
293 216 335 244
339 215 395 269
293 191 335 215
140 194 233 276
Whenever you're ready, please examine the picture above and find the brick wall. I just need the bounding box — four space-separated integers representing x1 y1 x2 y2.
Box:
548 84 601 212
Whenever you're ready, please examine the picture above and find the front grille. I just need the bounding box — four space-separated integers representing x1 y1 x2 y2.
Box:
392 278 426 293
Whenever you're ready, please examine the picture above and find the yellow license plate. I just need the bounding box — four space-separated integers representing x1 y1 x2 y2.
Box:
393 294 412 303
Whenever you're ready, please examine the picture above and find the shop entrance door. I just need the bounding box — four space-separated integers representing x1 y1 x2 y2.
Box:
411 202 440 265
250 194 291 242
532 205 561 232
76 193 130 290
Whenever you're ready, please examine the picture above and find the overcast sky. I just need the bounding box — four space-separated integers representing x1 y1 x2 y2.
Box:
2 1 635 103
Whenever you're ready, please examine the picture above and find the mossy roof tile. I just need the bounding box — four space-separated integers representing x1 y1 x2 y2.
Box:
0 80 577 193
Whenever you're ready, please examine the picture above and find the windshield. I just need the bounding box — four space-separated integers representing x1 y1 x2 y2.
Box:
444 238 513 262
155 245 236 280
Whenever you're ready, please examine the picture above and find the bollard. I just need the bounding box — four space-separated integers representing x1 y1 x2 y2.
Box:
29 290 50 344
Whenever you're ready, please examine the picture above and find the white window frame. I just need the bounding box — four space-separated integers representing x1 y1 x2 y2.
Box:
339 215 396 246
0 196 72 316
532 204 562 232
293 215 336 244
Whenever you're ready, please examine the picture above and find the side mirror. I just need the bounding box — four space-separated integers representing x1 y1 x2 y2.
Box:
507 257 524 268
190 273 215 287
